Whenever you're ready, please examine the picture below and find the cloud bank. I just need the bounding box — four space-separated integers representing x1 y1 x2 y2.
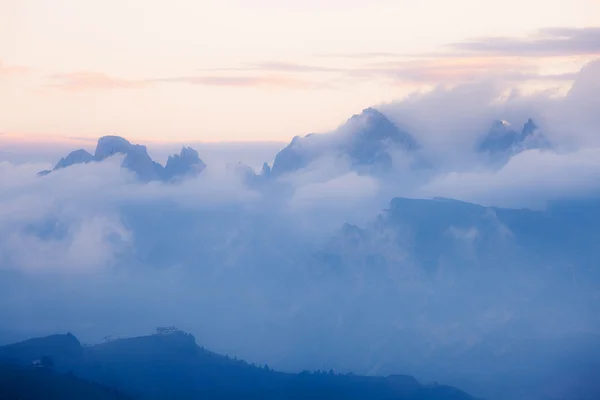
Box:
1 57 600 400
451 27 600 57
1 59 599 274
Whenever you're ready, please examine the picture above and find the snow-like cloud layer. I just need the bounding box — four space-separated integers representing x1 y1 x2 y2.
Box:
0 60 599 400
2 59 600 274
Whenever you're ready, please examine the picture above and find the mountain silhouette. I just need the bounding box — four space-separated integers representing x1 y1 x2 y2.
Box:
38 136 205 182
0 329 476 400
270 108 419 177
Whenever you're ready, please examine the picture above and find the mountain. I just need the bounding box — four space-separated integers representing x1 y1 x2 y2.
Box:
0 364 132 400
225 161 274 189
270 108 419 177
476 119 551 158
0 330 476 400
309 196 600 399
54 149 95 170
164 146 206 181
38 136 205 182
320 196 600 304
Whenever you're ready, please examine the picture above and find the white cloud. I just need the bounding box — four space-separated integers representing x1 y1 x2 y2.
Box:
379 59 600 170
1 59 599 277
4 215 131 273
1 62 600 390
417 147 600 208
0 156 261 274
289 171 380 210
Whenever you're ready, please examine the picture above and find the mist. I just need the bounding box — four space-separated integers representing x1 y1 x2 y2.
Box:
2 59 600 400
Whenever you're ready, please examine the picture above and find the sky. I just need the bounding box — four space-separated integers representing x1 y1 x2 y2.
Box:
2 3 600 390
1 0 600 143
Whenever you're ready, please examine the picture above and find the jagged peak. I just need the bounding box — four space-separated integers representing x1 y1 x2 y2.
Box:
345 107 393 129
488 119 516 136
179 146 199 159
478 118 548 155
260 162 271 176
342 107 419 150
95 135 135 160
54 149 94 170
96 135 131 146
289 135 302 146
270 107 418 177
521 118 538 137
39 135 206 182
351 107 386 119
66 149 93 157
167 146 202 165
164 145 205 182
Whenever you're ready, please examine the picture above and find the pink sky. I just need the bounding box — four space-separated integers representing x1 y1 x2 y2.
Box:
1 0 600 143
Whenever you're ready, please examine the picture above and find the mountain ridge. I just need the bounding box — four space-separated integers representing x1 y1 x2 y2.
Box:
269 107 420 177
477 118 551 157
0 329 477 400
38 136 205 182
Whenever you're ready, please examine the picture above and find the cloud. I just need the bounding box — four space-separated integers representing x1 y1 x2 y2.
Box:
376 58 600 170
450 27 600 57
32 58 597 216
153 74 322 89
2 63 600 390
196 55 576 87
304 27 600 85
290 171 379 209
0 156 261 274
5 214 131 273
222 58 531 84
417 147 600 208
356 57 573 84
318 27 600 59
0 159 131 273
0 60 29 77
315 52 413 59
45 71 325 91
198 62 344 74
39 26 600 93
47 72 149 91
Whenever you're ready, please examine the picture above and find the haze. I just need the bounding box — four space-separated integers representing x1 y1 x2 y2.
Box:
2 2 600 400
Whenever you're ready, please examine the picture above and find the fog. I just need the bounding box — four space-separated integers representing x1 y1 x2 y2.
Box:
1 59 600 400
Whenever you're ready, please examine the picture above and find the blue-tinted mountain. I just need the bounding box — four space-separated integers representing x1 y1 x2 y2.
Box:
164 146 206 181
311 196 600 399
225 161 275 189
0 364 132 400
270 108 419 177
95 136 165 182
38 136 205 182
54 149 95 170
0 330 476 400
321 196 600 290
477 119 551 157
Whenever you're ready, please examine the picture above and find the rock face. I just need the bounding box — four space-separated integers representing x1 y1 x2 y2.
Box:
270 108 419 177
260 162 271 178
54 149 95 170
477 118 551 158
164 147 206 181
94 136 135 160
94 136 165 182
39 136 205 183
